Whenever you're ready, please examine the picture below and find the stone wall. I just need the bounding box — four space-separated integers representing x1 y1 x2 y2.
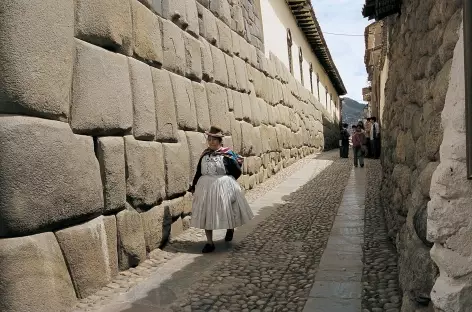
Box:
428 20 472 312
0 0 326 310
378 0 462 310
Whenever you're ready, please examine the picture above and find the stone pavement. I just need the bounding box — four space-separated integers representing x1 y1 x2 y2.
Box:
77 153 400 312
303 167 365 312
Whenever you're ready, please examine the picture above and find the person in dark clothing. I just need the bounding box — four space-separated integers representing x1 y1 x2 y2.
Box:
370 117 380 159
340 123 350 158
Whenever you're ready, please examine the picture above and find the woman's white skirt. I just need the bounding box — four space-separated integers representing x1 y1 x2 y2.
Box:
190 175 254 230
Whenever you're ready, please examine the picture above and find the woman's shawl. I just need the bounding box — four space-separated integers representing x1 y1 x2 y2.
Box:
201 147 244 165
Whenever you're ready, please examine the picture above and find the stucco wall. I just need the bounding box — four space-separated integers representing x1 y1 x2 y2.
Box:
259 0 340 118
378 0 463 310
0 0 328 310
428 20 472 312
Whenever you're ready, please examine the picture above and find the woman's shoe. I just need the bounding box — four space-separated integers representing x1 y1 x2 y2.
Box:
225 229 234 242
202 243 215 253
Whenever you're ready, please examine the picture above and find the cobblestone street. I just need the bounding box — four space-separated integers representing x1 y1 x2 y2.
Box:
75 151 400 312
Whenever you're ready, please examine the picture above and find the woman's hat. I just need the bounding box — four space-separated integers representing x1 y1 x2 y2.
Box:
205 126 224 138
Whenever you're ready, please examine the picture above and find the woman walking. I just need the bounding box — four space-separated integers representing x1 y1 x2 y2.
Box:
189 126 254 253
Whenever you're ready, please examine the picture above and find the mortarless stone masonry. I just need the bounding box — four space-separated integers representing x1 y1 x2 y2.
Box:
0 0 335 310
378 1 463 310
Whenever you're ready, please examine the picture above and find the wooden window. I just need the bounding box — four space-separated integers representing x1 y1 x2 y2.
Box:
309 63 314 93
299 47 304 85
316 73 320 101
287 29 293 74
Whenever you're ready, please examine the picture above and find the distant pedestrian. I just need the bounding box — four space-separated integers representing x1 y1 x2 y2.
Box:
340 123 350 158
189 126 254 253
370 117 380 159
365 118 372 157
352 125 366 168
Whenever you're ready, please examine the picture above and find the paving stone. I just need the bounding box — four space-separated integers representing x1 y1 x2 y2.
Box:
71 39 133 135
0 0 74 121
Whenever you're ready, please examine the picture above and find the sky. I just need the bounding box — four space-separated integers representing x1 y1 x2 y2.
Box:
312 0 371 103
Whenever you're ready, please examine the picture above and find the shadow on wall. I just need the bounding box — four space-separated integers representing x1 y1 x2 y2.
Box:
322 115 339 151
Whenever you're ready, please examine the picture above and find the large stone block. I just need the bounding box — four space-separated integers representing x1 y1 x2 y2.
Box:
217 19 232 54
161 18 186 75
151 68 179 142
71 39 133 135
206 83 230 133
0 116 103 237
55 217 115 298
226 89 235 111
97 137 126 214
231 30 241 56
192 82 211 131
184 33 203 81
233 91 244 120
186 131 208 182
225 54 238 90
103 215 119 278
197 3 218 45
129 58 157 140
170 73 198 131
200 38 215 81
185 0 199 37
249 93 261 126
241 93 253 122
132 0 163 65
163 131 191 198
0 0 74 121
125 136 166 209
210 45 229 86
162 0 187 28
209 0 231 25
234 56 249 92
75 0 132 55
240 121 255 156
141 204 172 251
0 232 77 312
230 116 242 154
116 208 147 270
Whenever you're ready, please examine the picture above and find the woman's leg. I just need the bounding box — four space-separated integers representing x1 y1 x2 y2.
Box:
202 230 215 253
205 230 213 244
225 229 234 242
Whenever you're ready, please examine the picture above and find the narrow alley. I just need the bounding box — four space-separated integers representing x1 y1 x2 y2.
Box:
72 151 400 312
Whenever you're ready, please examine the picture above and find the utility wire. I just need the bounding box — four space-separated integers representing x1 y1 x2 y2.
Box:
323 32 364 37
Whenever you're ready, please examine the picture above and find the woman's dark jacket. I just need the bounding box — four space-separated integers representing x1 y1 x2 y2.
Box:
189 153 242 193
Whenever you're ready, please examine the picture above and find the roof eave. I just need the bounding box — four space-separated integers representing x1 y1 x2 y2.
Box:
286 0 347 96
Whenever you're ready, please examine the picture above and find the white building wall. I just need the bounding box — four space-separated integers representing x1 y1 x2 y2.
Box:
259 0 340 109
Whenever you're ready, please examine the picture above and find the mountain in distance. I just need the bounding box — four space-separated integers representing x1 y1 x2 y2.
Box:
342 97 366 127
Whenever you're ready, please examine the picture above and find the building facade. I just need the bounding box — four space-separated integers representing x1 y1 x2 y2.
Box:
363 0 469 311
259 0 347 122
